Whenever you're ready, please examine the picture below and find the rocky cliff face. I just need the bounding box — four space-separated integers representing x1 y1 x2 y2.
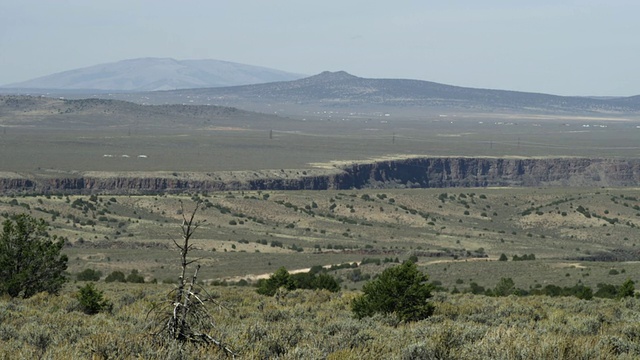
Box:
1 157 639 194
335 157 640 189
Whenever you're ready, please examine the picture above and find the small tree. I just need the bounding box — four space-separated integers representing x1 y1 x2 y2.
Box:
311 273 340 292
0 214 68 298
77 268 102 281
492 277 516 297
498 253 508 261
257 267 293 296
352 261 434 322
105 270 126 283
574 284 594 300
76 283 112 315
618 279 635 299
126 269 145 283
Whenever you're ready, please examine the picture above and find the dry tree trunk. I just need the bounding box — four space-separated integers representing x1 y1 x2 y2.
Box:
149 200 236 358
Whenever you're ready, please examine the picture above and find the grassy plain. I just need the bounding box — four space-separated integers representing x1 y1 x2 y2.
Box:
2 105 640 173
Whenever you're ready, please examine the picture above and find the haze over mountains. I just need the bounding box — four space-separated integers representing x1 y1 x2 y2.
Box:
111 71 640 116
1 58 305 92
2 58 640 116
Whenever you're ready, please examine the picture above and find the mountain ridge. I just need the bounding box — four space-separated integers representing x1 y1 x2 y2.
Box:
124 71 640 115
1 57 306 92
5 65 640 115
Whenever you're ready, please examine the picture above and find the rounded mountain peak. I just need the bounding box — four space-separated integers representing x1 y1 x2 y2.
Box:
309 71 359 82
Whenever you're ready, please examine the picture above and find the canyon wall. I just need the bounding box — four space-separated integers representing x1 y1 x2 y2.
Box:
1 157 639 194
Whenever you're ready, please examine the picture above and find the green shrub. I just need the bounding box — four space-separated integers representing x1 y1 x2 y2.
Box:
290 272 340 292
76 268 102 281
257 267 293 296
361 258 381 266
491 277 516 297
352 261 434 322
594 283 618 298
257 267 340 295
513 254 536 261
126 270 145 283
0 214 68 298
310 273 340 292
105 271 126 283
618 279 635 299
76 283 112 315
469 282 485 294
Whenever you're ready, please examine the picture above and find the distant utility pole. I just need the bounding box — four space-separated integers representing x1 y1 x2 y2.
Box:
517 137 521 150
490 140 493 149
269 129 273 140
392 133 396 144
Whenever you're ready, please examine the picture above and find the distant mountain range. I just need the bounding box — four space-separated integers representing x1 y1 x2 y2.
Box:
1 58 305 92
111 71 640 115
3 59 640 115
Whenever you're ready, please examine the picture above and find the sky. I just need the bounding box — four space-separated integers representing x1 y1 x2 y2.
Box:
0 0 638 96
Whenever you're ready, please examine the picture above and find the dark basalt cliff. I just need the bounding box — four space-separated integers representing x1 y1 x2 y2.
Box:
1 157 639 194
334 157 640 189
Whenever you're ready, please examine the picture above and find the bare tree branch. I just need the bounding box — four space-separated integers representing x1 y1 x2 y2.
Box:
147 200 235 358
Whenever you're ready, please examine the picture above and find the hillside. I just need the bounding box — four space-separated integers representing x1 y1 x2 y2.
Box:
111 71 640 115
0 95 281 130
1 57 305 92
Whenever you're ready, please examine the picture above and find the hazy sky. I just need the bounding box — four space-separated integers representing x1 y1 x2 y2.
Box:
1 0 638 96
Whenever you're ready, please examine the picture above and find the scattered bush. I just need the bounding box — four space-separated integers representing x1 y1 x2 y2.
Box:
105 271 126 283
361 258 381 266
352 261 434 322
257 267 340 296
529 284 593 300
618 279 635 299
490 277 516 297
76 269 102 282
76 283 112 315
512 254 536 261
126 270 145 283
257 267 294 296
595 283 618 299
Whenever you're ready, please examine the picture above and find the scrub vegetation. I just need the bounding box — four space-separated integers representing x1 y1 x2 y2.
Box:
1 188 640 358
2 285 640 359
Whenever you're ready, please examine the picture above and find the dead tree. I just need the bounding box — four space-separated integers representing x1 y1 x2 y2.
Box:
148 200 235 358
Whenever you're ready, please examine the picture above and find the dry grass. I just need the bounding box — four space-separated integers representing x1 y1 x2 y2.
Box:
2 284 640 359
